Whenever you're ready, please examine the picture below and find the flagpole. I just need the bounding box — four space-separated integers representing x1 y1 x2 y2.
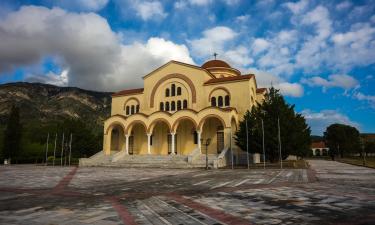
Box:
262 119 265 170
69 133 72 166
278 117 282 169
61 133 64 166
246 119 249 170
53 133 57 166
45 133 49 166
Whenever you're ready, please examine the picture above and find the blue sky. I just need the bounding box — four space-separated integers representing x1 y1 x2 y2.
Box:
0 0 374 135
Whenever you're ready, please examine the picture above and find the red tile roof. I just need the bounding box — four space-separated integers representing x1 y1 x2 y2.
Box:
256 88 267 93
311 141 326 148
112 88 144 97
201 60 231 69
204 74 254 85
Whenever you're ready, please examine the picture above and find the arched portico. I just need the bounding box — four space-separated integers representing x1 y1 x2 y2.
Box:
104 123 126 155
200 116 226 154
174 118 198 155
129 122 148 155
149 120 170 155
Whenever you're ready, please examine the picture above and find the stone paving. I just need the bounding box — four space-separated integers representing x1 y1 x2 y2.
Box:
0 160 374 224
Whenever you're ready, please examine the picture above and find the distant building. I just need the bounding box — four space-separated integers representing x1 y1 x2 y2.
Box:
311 141 329 156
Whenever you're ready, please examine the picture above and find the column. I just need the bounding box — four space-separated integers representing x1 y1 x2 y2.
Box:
147 133 152 154
125 134 129 155
197 130 202 154
171 132 176 155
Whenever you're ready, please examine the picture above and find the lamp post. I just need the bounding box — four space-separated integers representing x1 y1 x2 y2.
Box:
201 138 211 170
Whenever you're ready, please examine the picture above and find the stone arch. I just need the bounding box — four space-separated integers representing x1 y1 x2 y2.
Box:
208 86 231 101
172 116 198 133
198 114 226 131
124 97 140 109
125 120 148 135
150 73 197 108
105 121 126 135
148 118 172 134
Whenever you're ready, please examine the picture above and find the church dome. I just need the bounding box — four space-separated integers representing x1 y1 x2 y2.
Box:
201 60 231 69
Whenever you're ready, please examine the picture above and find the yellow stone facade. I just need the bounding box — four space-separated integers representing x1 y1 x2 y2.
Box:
103 60 266 157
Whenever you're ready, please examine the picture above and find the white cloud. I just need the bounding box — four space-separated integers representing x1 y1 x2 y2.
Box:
251 38 270 55
115 0 167 20
51 0 109 11
25 69 69 87
302 74 359 91
247 68 304 97
235 15 250 23
284 0 309 15
189 26 238 58
0 6 193 91
296 6 332 71
336 1 352 11
188 0 212 5
275 82 304 97
133 0 167 20
354 92 375 109
301 109 360 135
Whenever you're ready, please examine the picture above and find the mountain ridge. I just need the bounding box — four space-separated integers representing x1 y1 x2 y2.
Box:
0 82 113 129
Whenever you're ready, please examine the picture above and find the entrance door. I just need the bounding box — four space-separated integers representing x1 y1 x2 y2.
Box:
129 136 134 155
217 131 224 154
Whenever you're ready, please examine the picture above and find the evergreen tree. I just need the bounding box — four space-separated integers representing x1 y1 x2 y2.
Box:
324 124 360 157
3 106 22 162
235 87 311 162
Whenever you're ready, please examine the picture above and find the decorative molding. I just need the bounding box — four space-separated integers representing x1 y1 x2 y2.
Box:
150 73 196 108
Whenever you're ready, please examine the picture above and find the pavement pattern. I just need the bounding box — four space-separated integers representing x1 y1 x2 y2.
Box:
0 160 374 225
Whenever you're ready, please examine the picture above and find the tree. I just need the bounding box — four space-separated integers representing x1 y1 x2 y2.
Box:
323 123 360 157
235 87 311 162
364 141 375 156
2 106 22 162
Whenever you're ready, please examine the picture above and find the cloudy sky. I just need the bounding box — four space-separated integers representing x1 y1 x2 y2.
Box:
0 0 374 135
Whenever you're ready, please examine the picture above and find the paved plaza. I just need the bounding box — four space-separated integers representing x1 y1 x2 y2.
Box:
0 160 374 225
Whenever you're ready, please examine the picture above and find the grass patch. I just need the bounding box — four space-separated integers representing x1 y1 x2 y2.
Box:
337 157 375 169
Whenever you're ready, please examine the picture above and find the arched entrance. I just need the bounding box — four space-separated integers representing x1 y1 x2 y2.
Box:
109 124 125 153
128 122 147 155
200 116 225 154
174 118 197 155
150 120 170 155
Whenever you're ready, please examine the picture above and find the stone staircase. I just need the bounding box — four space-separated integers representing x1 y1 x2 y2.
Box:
80 152 222 168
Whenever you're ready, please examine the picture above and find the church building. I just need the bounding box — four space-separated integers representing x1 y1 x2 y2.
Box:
80 59 266 168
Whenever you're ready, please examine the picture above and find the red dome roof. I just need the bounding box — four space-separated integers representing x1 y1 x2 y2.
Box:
201 60 231 69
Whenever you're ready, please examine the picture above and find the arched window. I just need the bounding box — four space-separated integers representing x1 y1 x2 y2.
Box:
183 100 187 109
211 97 216 107
251 96 254 103
177 100 181 110
171 101 176 111
177 87 181 95
218 96 223 107
166 102 170 111
126 106 130 115
171 84 176 96
166 88 170 97
160 102 164 111
130 105 135 114
225 95 230 106
136 105 139 113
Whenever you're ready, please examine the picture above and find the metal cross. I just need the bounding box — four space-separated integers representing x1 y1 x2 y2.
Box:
213 52 218 60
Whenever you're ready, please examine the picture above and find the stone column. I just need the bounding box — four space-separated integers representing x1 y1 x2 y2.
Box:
125 134 129 155
171 132 176 155
147 133 152 154
197 130 202 154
